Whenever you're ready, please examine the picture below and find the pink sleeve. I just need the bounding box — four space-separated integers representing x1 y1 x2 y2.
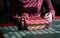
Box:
37 0 43 13
18 0 29 3
46 0 55 16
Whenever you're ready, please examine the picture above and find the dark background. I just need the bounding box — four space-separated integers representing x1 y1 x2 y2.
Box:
52 0 60 16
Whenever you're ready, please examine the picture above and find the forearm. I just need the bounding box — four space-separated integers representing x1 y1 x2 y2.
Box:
37 0 43 13
46 0 55 17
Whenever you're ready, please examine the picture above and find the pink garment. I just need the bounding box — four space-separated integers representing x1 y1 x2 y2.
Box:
18 0 30 3
18 0 55 16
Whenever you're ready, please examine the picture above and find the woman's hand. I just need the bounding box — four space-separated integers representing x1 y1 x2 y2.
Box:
44 13 53 22
49 10 55 19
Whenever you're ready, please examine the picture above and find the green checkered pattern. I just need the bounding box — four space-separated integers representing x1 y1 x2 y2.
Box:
0 19 60 38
